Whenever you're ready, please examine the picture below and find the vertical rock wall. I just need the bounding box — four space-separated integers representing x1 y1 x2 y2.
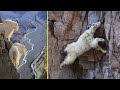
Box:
48 11 120 79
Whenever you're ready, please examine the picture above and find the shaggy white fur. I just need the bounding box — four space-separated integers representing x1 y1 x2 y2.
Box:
9 43 27 68
0 20 19 41
60 22 107 69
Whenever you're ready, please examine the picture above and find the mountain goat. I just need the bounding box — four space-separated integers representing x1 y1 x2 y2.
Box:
9 43 27 68
60 21 107 69
0 20 19 41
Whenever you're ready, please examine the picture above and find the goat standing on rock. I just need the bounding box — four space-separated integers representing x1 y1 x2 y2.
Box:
0 20 19 41
9 43 27 68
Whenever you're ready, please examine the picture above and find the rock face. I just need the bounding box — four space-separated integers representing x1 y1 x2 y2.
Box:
31 47 46 79
48 11 120 79
0 34 20 79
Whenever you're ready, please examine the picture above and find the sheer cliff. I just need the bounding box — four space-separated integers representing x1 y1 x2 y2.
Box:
48 11 120 79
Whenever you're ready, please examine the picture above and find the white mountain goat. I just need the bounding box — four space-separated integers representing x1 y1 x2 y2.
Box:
60 21 107 69
0 20 19 41
9 43 27 68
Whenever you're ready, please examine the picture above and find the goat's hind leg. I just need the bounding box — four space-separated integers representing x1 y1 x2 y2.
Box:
60 53 77 69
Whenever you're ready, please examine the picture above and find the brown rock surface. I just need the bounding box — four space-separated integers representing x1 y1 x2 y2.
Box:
0 34 20 79
48 11 120 79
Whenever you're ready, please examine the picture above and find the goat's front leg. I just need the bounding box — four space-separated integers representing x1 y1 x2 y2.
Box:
93 38 107 53
88 22 101 33
95 46 107 53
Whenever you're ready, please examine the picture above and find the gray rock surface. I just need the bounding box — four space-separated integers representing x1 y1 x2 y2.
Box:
31 47 46 79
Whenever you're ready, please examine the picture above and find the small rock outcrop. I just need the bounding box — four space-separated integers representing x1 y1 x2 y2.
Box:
31 47 46 79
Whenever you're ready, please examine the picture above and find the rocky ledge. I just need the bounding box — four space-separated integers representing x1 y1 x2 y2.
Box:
31 47 46 79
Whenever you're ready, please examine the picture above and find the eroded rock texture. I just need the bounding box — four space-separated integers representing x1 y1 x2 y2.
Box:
48 11 120 79
31 47 46 79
